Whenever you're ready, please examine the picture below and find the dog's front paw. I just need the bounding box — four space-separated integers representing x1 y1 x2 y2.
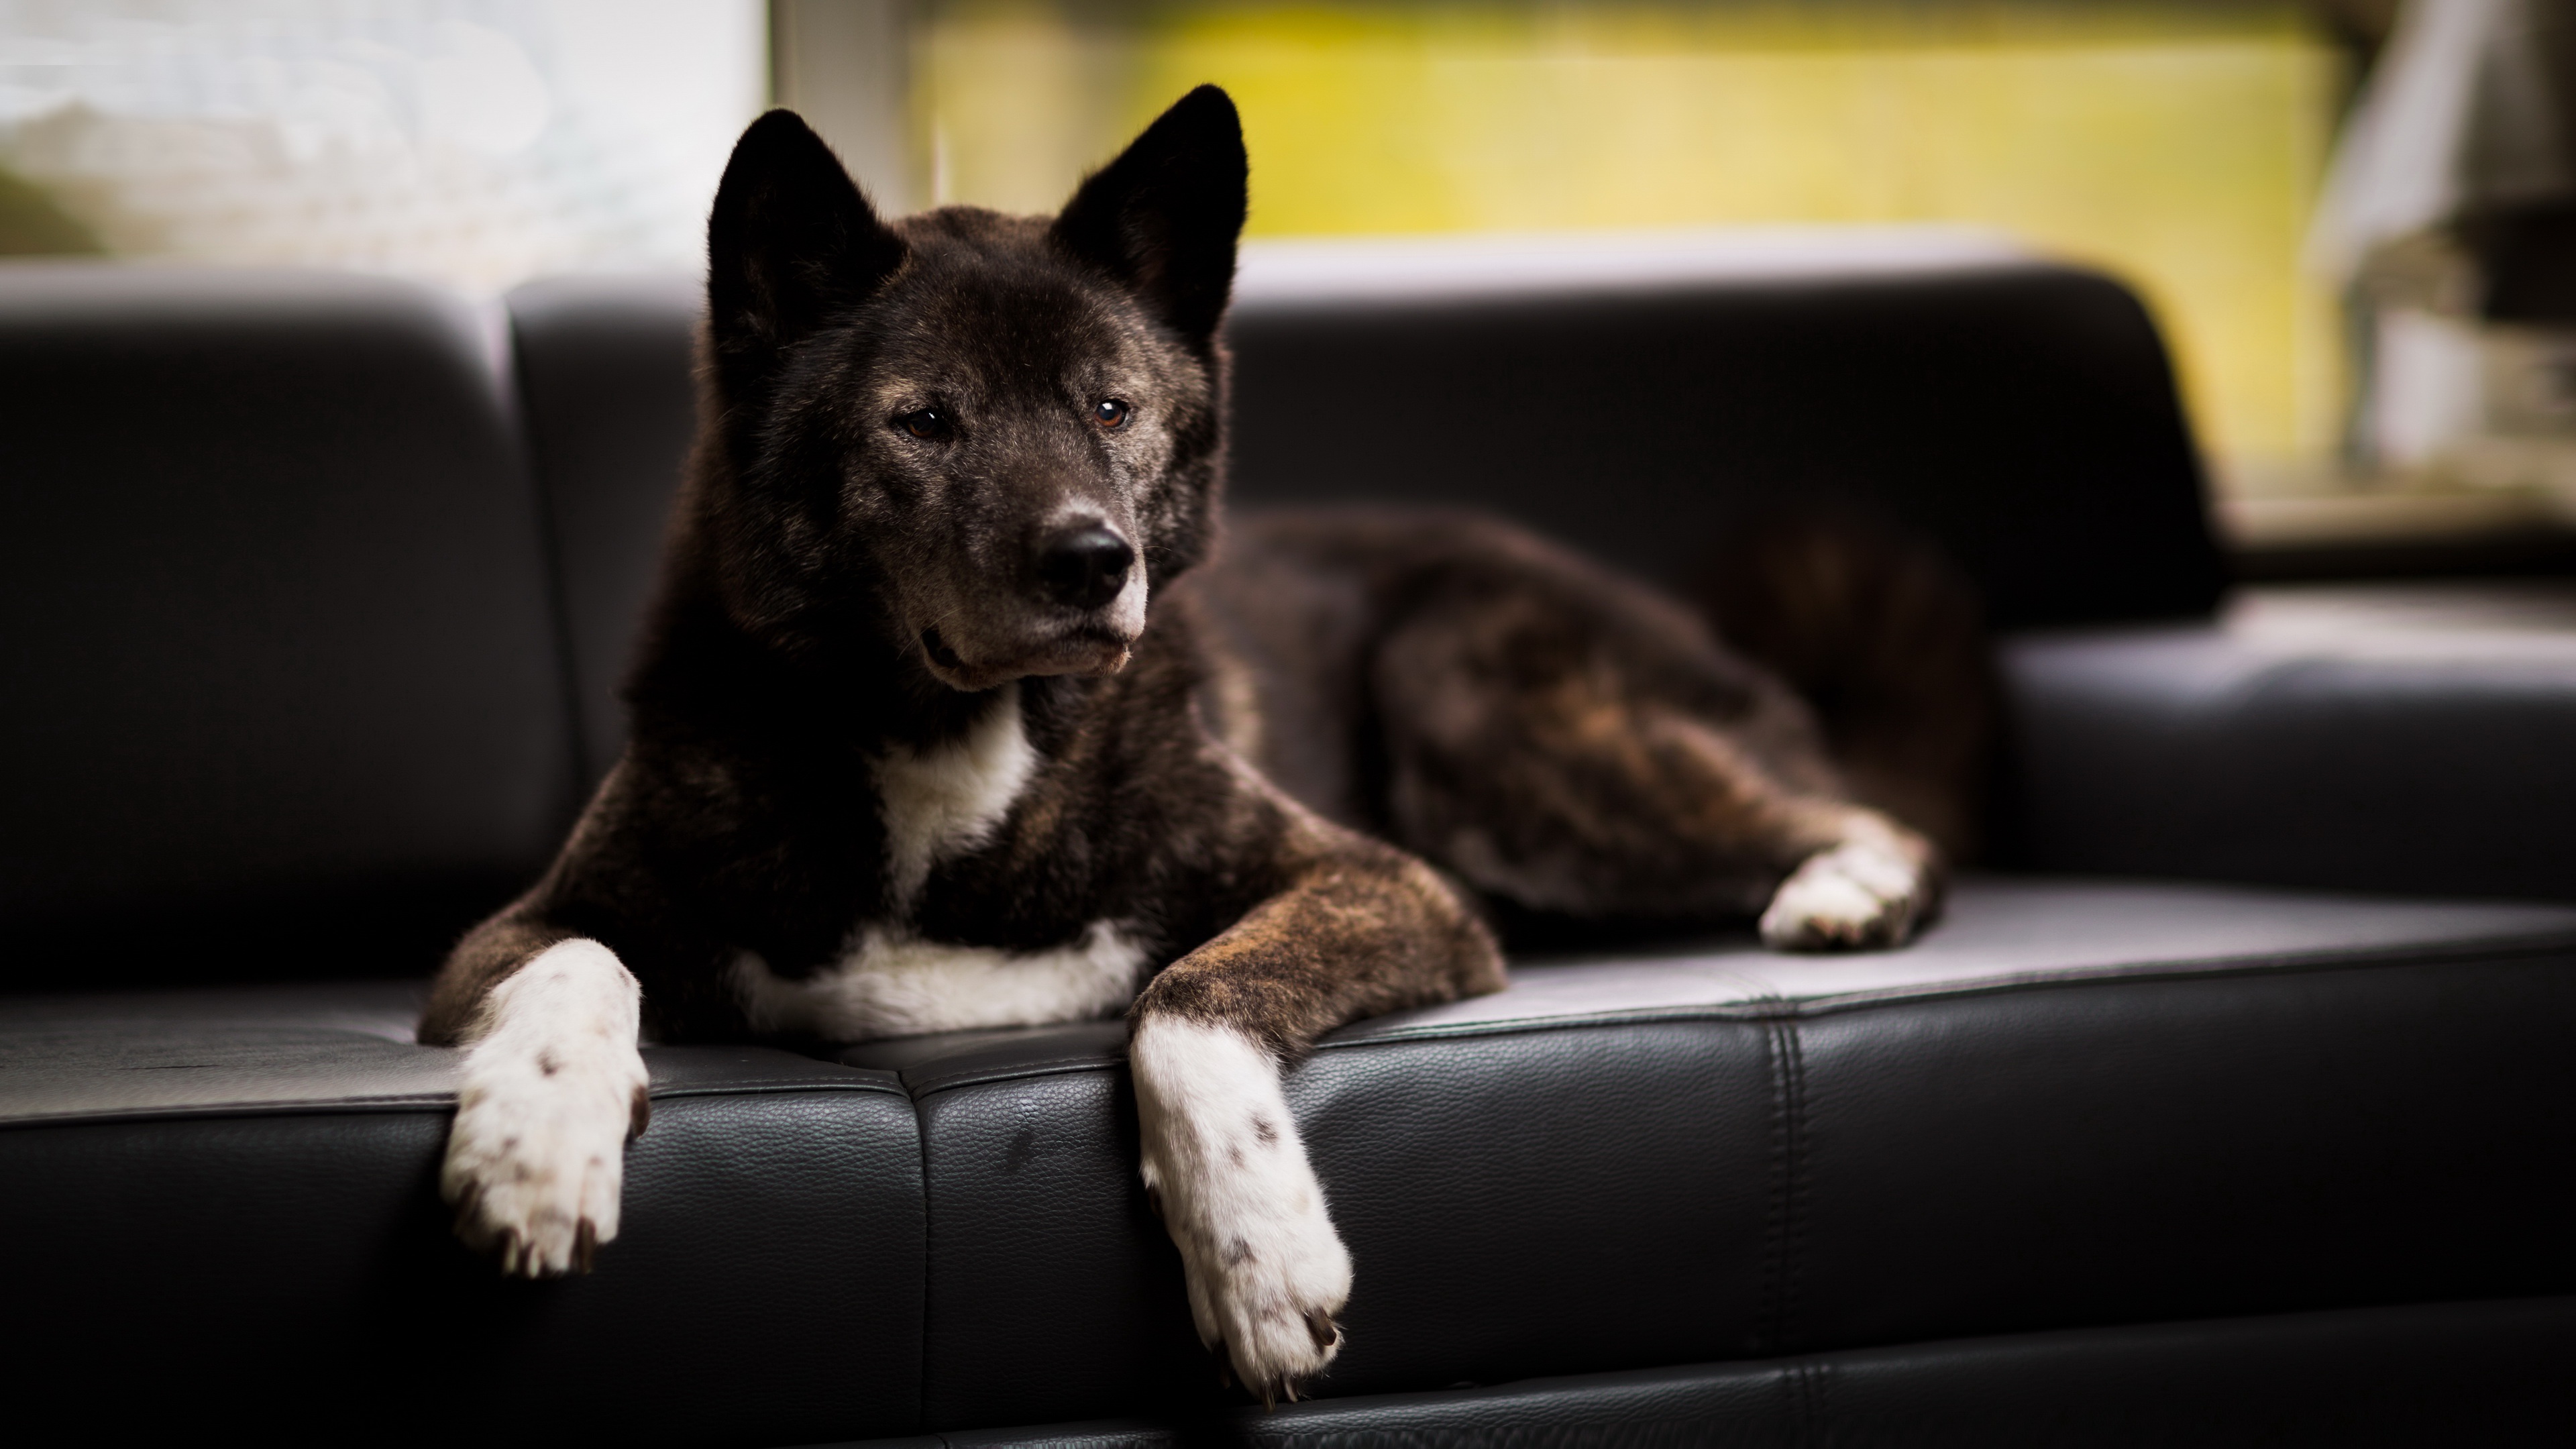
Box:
1132 1016 1352 1405
1760 837 1927 951
439 939 651 1278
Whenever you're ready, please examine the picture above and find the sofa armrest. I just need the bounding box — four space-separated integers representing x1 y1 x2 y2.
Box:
1999 582 2576 901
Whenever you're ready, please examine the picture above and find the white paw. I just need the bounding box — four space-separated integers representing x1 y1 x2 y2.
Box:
1130 1016 1352 1405
1759 837 1927 951
440 938 651 1277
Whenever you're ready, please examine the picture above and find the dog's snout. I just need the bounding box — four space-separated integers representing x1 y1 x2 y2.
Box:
1036 525 1135 610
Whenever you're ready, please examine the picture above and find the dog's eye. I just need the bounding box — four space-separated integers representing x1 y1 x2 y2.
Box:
897 409 949 441
1091 398 1130 429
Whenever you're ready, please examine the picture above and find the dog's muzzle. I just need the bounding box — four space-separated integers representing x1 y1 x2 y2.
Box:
912 522 1143 691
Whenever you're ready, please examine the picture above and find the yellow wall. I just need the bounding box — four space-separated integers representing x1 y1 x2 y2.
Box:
920 3 2347 489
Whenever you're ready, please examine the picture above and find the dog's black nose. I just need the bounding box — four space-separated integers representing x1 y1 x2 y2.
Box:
1035 525 1134 610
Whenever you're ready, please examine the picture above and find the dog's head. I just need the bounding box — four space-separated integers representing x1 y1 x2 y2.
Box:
694 87 1246 693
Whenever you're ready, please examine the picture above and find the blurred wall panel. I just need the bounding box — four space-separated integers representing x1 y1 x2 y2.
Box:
773 0 924 212
915 1 2347 501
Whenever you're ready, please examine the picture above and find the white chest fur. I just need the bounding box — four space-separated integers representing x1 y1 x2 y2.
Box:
732 920 1148 1040
728 683 1150 1040
872 681 1038 913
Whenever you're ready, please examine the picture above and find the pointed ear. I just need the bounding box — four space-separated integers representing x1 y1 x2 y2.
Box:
1051 85 1248 345
706 109 908 403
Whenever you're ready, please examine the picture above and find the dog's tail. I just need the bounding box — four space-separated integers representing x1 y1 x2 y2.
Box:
1693 511 1999 863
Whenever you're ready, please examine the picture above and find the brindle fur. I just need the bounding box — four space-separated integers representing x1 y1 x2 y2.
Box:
422 86 1949 1397
1191 509 1921 930
1695 511 1996 863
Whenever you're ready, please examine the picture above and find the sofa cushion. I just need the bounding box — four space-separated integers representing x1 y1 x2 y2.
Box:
0 264 577 989
2003 580 2576 900
837 877 2576 1430
7 879 2569 1439
0 981 926 1446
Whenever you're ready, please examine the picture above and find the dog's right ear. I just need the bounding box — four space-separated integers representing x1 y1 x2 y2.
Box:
706 109 907 405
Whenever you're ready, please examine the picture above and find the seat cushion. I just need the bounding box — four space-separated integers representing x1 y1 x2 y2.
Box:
839 877 2576 1431
0 981 927 1447
0 264 578 989
2003 581 2576 900
12 879 2569 1440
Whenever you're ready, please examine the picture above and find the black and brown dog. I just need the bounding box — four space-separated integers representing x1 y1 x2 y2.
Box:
421 86 1949 1403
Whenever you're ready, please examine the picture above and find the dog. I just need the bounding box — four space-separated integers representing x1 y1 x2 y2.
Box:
419 85 1949 1404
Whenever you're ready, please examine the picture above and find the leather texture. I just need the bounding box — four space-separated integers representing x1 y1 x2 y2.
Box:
814 1294 2576 1447
0 981 926 1447
5 905 2563 1437
2001 582 2576 900
504 272 704 786
835 879 2576 1431
0 264 576 991
15 882 2561 1440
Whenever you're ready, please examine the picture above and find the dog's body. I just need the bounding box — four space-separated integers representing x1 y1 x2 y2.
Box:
421 88 1943 1401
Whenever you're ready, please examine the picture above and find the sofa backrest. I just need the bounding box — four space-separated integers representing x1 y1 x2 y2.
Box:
1224 233 2225 630
508 235 2225 783
504 274 704 786
0 245 2226 992
0 264 578 990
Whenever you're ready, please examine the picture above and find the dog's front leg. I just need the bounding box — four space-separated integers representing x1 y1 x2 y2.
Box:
431 932 652 1277
1130 1012 1344 1401
1128 836 1502 1404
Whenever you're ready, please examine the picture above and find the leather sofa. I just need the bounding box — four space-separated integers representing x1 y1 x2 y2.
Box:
4 245 2573 1447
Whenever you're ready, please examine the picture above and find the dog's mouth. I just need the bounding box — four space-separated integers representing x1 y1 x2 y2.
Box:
918 623 1134 692
921 627 968 674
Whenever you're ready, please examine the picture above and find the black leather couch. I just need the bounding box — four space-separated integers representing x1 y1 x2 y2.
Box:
5 248 2573 1448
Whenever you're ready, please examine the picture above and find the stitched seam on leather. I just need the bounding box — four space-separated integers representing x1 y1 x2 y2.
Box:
0 1094 463 1129
902 1055 1124 1099
1781 1015 1811 1357
1318 999 1803 1050
1764 935 2576 1016
1784 1359 1807 1449
1794 1356 1830 1449
913 1079 937 1430
0 1077 909 1129
1308 936 2576 1048
645 1077 906 1099
1815 1356 1837 1449
1781 1359 1809 1449
1757 1014 1791 1357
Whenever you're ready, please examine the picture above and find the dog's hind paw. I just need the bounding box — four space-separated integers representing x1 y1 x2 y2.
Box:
1132 1016 1353 1405
439 939 651 1278
1760 837 1926 951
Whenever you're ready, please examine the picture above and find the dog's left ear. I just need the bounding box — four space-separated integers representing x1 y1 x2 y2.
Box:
1051 85 1248 346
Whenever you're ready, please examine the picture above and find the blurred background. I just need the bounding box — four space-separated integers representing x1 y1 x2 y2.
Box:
1 1 2569 557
